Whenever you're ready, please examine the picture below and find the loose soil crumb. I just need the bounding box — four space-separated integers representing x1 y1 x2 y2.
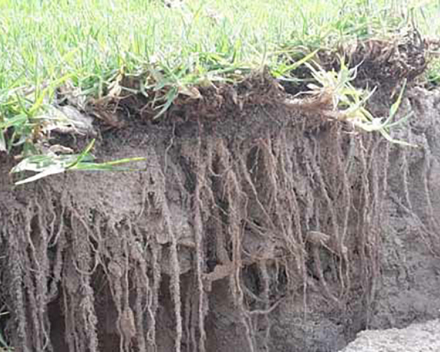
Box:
340 319 440 352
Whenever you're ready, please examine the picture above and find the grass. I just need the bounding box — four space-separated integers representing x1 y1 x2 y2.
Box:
304 60 416 146
0 0 440 183
1 1 439 91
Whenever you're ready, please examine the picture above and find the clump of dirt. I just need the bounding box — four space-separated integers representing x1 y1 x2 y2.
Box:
1 36 440 352
341 319 440 352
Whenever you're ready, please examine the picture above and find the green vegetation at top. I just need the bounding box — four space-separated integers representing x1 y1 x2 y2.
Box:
0 0 439 183
1 0 439 97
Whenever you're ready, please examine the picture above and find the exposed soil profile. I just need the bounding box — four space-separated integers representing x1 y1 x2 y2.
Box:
1 39 440 352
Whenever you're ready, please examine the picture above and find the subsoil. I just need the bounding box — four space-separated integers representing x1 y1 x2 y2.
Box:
1 37 440 352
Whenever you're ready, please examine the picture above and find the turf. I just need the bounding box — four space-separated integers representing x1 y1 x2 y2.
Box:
0 0 439 173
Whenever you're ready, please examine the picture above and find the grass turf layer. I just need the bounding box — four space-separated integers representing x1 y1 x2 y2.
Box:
0 0 439 177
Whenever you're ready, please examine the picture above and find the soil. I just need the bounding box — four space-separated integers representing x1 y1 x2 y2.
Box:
1 42 440 352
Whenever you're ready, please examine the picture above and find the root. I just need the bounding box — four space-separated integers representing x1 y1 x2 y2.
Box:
0 104 393 351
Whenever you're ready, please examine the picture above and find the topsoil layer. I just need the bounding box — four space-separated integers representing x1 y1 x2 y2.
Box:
1 42 440 352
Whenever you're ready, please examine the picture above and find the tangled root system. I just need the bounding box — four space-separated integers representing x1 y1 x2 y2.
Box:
0 105 394 352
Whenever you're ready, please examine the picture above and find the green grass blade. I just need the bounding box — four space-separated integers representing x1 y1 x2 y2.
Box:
273 49 319 76
386 79 407 123
70 157 146 171
153 87 178 120
66 139 96 169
